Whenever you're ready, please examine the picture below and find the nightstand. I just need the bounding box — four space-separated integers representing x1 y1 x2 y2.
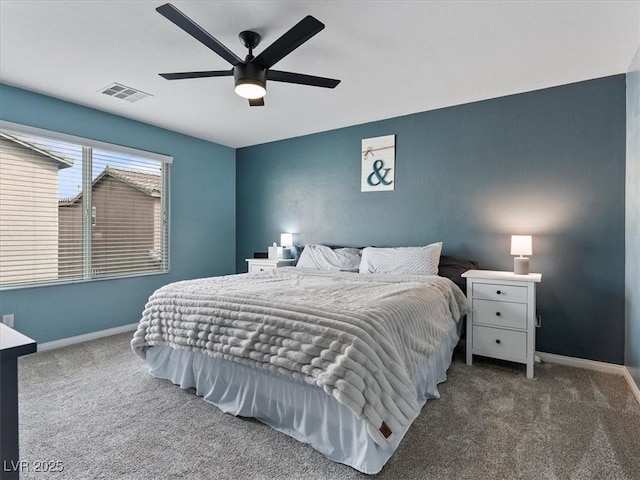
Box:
462 270 542 378
245 258 296 273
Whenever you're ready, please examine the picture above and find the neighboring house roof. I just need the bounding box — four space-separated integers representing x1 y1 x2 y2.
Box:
98 166 161 197
0 131 75 169
58 196 78 205
59 166 161 205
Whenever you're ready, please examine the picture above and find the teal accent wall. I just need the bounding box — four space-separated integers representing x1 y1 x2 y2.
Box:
0 84 236 343
237 75 626 364
626 47 640 387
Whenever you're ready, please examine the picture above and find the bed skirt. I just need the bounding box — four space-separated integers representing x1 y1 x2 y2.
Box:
145 324 459 474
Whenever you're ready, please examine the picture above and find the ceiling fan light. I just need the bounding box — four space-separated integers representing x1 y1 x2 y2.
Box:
234 63 267 99
234 81 266 99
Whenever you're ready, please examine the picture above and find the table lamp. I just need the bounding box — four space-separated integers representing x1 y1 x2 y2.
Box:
511 235 532 275
281 233 293 259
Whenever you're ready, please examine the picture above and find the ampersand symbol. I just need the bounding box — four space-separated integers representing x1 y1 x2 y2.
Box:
367 159 393 187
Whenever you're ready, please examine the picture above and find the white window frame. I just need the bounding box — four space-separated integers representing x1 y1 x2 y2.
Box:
0 121 172 290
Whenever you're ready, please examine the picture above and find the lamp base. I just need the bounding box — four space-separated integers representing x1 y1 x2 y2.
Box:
514 257 530 275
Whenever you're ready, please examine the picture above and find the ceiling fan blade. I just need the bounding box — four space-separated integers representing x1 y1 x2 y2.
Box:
254 16 324 69
156 3 242 66
160 70 233 80
249 97 265 107
267 70 340 88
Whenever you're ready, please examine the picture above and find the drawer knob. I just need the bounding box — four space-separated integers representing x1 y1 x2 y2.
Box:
496 290 502 295
495 339 501 344
496 312 501 316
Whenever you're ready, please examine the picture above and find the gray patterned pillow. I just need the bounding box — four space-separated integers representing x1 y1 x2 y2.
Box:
358 242 443 275
296 244 361 271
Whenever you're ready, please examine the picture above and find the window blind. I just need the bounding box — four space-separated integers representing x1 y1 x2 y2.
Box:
0 123 170 288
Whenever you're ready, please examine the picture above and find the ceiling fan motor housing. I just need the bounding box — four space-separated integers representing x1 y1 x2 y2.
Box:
234 63 267 97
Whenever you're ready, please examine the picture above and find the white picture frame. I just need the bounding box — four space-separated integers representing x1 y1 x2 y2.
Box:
361 135 395 192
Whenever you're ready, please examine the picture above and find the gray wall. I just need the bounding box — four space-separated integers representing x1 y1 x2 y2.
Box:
626 47 640 388
237 75 626 364
0 84 236 343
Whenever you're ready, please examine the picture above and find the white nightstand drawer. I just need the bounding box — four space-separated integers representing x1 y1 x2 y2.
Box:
249 262 273 273
473 283 527 303
472 299 527 330
472 325 527 361
246 258 295 273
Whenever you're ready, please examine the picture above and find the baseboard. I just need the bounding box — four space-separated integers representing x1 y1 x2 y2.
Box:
38 323 138 352
535 351 627 375
536 351 640 406
624 367 640 406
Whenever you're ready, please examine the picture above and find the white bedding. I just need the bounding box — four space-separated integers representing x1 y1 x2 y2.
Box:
131 268 469 448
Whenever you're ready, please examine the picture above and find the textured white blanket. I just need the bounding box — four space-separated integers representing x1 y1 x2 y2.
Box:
131 268 469 446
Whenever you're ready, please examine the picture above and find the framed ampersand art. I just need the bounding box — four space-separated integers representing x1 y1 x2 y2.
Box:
361 135 395 192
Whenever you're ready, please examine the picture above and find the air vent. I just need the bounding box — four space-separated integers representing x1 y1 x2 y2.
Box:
100 83 152 103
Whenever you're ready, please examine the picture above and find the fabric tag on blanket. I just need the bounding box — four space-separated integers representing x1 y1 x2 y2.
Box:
380 422 392 438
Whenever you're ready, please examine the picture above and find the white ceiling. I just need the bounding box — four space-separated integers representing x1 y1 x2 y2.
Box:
1 1 638 149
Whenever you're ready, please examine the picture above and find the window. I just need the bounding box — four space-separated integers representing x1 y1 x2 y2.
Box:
0 122 171 288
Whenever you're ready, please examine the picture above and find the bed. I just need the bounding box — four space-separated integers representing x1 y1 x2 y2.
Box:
131 245 470 474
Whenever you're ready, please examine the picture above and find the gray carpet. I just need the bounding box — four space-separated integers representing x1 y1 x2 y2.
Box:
16 333 640 480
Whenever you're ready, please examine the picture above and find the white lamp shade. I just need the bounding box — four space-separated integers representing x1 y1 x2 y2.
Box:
511 235 532 256
280 233 293 247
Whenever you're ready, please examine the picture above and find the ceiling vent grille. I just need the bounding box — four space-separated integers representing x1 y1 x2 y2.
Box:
100 83 152 103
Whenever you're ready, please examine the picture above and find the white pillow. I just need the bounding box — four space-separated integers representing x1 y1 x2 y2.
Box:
296 244 361 271
358 242 443 275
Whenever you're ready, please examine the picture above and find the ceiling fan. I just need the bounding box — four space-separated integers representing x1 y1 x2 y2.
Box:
156 3 341 106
